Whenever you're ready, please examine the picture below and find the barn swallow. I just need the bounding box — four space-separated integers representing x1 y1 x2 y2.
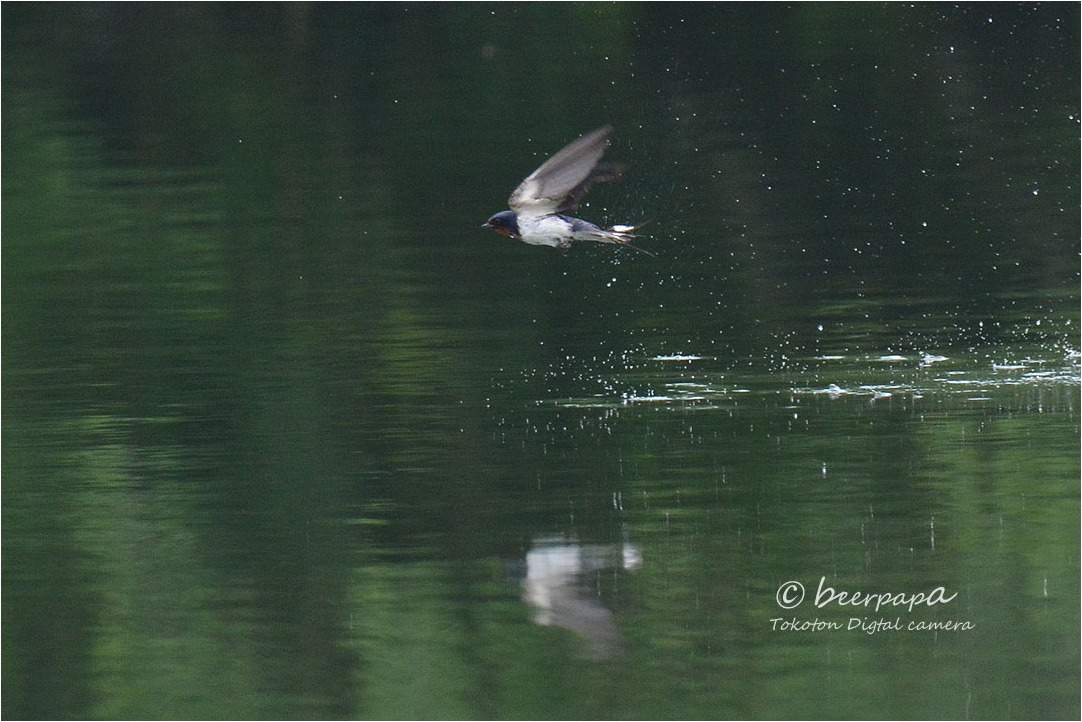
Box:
482 126 651 255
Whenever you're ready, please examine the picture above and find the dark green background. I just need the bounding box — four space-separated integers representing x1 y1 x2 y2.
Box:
3 4 1079 719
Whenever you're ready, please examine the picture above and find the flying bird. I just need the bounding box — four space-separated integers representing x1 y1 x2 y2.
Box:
482 126 651 255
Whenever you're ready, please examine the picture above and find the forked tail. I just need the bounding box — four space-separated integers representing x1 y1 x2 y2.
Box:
606 223 654 257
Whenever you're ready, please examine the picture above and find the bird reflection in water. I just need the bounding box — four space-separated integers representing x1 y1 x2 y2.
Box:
520 535 642 660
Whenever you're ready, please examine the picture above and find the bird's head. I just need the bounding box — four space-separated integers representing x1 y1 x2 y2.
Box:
482 210 520 239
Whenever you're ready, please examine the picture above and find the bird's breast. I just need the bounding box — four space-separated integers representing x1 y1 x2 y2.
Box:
518 215 575 246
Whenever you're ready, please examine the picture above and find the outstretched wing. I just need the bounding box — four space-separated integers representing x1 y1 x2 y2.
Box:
508 126 624 216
